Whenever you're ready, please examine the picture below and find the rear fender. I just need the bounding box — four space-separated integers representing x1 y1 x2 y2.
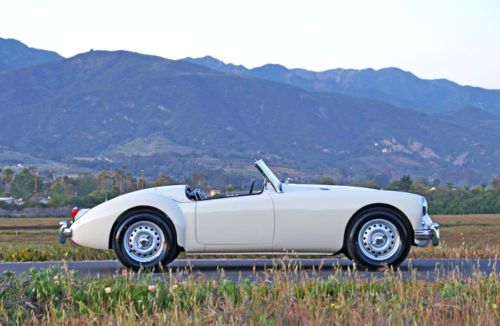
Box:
70 192 186 250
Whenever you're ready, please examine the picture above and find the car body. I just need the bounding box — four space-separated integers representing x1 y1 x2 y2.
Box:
59 160 439 270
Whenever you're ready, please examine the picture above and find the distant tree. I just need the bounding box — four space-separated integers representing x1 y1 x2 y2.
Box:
399 175 413 192
43 169 56 183
492 178 500 193
97 171 113 192
123 173 138 193
186 172 208 189
1 168 14 187
76 173 99 196
11 168 35 199
48 177 78 196
152 174 175 187
409 179 428 194
431 178 440 187
48 179 65 195
385 180 401 191
113 167 127 194
386 175 413 192
372 173 391 188
352 180 379 189
314 176 336 185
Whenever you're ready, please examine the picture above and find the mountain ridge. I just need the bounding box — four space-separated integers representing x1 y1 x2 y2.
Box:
183 56 500 115
0 50 498 184
0 37 63 71
0 39 498 184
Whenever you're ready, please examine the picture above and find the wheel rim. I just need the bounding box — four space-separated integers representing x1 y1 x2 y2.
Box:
123 221 166 263
358 218 401 261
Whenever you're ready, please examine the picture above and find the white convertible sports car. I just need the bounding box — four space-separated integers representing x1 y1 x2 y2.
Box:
59 160 439 270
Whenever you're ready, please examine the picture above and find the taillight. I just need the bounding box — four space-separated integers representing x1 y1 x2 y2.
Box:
71 207 79 221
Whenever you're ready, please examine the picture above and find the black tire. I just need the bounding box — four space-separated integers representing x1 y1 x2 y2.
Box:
345 207 412 270
112 210 179 271
343 250 352 260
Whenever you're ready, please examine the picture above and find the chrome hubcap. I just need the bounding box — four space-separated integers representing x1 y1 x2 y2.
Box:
123 221 166 263
358 219 401 261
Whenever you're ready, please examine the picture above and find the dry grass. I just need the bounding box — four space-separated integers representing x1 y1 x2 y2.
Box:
0 217 60 228
0 265 498 324
0 215 499 261
0 218 114 261
411 214 500 259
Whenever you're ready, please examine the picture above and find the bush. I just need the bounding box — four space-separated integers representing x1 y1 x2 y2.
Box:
4 248 49 262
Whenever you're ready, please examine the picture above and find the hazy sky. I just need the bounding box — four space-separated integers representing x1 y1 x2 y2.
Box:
1 0 499 88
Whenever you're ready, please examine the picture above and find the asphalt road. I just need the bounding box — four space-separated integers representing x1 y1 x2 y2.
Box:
0 258 498 282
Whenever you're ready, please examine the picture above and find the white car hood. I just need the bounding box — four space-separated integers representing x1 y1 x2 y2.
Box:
282 183 380 193
282 183 421 202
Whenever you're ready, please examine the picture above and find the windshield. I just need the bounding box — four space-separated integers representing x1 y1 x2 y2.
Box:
254 159 281 192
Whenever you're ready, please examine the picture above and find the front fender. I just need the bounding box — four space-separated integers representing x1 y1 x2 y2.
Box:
70 192 187 250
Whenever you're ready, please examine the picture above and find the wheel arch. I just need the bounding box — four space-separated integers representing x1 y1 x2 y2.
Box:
341 203 414 254
108 205 184 250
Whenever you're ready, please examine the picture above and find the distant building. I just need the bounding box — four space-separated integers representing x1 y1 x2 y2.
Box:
29 196 52 205
0 197 14 205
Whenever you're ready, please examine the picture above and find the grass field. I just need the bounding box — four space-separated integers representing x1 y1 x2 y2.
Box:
0 216 498 324
0 264 498 324
0 215 498 262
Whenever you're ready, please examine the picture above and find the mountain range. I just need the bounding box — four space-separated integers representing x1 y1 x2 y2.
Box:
0 37 63 71
184 56 500 115
0 38 498 185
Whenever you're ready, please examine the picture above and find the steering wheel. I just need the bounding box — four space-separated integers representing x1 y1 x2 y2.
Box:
248 179 256 195
193 188 207 201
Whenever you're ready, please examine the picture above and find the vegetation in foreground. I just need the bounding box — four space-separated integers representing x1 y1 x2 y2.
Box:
0 265 498 324
0 215 498 262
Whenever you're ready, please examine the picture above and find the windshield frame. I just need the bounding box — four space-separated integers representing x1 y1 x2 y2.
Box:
254 159 282 192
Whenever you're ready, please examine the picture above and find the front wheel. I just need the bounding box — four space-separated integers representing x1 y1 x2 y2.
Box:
345 208 412 270
112 210 179 270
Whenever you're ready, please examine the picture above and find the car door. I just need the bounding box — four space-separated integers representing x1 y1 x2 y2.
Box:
195 191 275 246
270 190 342 253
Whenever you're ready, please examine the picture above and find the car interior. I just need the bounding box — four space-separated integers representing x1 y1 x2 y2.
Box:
185 178 266 201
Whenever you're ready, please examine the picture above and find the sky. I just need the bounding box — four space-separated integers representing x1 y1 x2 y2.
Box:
1 0 499 89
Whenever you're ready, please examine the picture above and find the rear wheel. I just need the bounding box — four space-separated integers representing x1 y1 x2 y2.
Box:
345 208 411 270
112 210 179 270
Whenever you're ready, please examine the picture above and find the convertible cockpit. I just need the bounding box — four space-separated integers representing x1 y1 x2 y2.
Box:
185 179 265 201
185 160 278 201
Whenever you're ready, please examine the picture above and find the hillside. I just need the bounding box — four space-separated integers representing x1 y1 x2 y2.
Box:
184 56 500 115
0 38 63 71
0 50 498 184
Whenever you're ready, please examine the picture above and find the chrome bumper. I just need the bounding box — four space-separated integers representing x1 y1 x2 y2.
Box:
414 214 440 247
59 220 72 244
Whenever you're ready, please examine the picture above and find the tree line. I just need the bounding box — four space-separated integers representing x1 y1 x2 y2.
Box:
0 167 499 214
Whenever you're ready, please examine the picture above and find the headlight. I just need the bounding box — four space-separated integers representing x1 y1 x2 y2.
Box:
422 196 428 216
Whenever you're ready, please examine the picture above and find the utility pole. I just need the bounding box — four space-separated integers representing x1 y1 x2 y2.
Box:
33 166 38 194
140 170 144 189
